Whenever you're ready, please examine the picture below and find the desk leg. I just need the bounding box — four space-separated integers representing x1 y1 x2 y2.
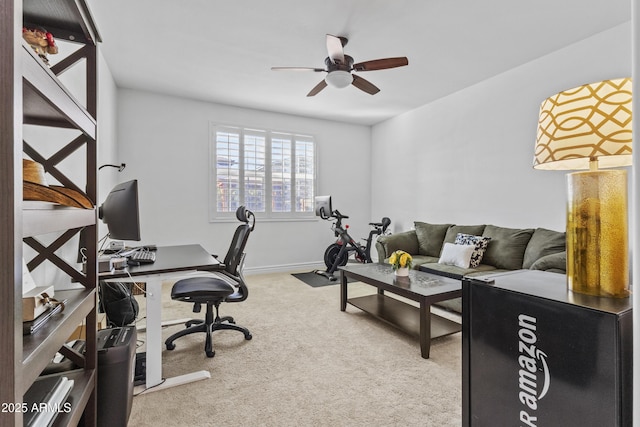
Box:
145 279 163 388
134 277 211 394
420 299 431 359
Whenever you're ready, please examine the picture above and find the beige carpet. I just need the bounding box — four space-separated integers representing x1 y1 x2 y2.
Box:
127 271 462 426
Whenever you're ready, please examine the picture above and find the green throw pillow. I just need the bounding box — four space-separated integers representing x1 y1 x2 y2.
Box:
522 228 566 269
481 225 534 270
414 222 452 257
530 251 567 273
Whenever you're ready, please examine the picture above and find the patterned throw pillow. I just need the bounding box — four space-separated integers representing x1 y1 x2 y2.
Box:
454 233 491 268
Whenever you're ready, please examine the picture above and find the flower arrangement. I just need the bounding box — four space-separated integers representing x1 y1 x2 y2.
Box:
388 250 413 270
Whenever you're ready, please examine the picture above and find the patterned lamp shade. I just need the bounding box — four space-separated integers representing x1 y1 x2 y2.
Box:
533 78 633 298
534 78 632 170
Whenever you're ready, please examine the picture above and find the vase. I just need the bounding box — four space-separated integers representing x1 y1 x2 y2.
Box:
395 267 409 277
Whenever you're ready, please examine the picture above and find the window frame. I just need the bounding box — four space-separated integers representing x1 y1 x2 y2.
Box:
209 123 317 221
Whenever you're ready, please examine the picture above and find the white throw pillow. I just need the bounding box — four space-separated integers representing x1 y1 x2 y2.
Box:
438 243 475 268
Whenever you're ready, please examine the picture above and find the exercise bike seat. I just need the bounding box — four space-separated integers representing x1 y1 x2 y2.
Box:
369 217 391 231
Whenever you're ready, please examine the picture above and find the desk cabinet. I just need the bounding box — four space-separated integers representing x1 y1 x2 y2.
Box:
462 270 632 427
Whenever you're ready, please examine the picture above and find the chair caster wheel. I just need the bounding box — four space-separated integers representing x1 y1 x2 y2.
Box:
245 333 252 340
206 350 215 358
166 342 175 351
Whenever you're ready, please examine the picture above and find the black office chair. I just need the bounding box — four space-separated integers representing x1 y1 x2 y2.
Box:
165 206 255 357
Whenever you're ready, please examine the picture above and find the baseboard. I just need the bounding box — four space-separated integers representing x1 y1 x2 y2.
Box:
244 261 325 275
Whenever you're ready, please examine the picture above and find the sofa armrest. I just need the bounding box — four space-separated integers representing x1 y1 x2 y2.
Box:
529 251 566 274
375 230 419 263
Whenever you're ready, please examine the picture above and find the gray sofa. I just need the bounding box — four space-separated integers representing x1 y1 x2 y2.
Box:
375 222 566 312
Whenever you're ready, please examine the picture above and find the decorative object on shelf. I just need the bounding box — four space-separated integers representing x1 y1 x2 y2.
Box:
534 77 632 298
389 250 412 276
23 298 66 335
22 27 58 66
23 159 93 208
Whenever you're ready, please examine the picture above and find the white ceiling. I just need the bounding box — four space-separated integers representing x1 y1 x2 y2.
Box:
86 0 631 126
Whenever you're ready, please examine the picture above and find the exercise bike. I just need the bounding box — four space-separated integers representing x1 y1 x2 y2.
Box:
316 208 391 281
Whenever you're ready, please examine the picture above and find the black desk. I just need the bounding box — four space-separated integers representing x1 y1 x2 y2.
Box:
99 244 221 392
99 244 221 279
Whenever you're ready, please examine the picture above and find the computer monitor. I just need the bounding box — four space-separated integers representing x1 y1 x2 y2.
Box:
314 195 332 218
99 180 141 241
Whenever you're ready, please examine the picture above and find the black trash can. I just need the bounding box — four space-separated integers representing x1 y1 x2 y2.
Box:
97 326 137 427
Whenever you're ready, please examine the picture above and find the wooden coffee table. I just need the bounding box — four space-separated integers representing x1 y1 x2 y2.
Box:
340 263 462 359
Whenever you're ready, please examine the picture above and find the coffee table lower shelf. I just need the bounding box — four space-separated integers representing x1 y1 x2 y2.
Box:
347 294 461 341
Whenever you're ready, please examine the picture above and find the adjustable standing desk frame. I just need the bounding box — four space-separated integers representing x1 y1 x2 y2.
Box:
99 244 221 393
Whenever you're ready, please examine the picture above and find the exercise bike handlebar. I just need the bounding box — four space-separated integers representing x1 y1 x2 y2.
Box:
332 210 348 220
322 209 388 234
319 209 349 221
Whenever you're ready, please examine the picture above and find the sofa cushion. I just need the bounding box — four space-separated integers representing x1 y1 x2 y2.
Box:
414 222 452 257
530 251 566 273
420 262 497 280
454 233 491 267
388 254 439 269
438 243 475 268
443 225 486 246
481 225 534 270
377 230 419 258
522 228 566 269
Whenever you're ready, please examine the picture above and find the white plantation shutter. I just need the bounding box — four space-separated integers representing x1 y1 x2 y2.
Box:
243 130 266 212
210 124 316 220
295 137 314 213
271 133 292 213
214 127 241 213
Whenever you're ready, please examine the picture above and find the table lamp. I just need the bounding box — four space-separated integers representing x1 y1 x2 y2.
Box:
534 78 632 298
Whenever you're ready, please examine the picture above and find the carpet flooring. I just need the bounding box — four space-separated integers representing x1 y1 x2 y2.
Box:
127 271 462 426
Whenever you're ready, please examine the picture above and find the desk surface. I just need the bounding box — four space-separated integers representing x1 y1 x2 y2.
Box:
98 244 221 280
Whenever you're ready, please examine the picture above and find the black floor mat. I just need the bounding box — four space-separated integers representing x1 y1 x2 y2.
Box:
292 271 354 288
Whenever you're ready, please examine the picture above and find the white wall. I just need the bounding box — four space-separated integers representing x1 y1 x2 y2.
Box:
115 89 371 272
371 23 632 234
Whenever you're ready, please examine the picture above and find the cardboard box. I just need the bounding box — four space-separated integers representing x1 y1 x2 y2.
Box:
68 320 103 341
22 285 55 321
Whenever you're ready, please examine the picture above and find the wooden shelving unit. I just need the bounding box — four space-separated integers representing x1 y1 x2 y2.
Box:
1 0 101 425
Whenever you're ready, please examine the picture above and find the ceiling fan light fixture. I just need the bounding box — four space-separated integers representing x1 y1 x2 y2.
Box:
325 70 353 89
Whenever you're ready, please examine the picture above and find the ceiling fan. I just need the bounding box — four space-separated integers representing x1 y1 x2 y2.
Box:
271 34 409 97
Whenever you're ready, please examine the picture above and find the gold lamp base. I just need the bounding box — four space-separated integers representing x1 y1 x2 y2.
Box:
566 170 629 298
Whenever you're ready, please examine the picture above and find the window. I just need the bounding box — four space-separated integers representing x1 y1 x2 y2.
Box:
210 124 316 220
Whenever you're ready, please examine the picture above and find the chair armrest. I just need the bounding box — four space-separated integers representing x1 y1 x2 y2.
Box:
375 230 419 262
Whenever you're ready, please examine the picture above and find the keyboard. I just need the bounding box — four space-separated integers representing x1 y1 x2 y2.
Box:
128 250 156 264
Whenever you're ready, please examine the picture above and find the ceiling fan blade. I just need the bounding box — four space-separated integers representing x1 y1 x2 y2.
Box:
351 75 380 95
271 66 325 72
326 34 345 64
307 80 328 97
352 57 409 72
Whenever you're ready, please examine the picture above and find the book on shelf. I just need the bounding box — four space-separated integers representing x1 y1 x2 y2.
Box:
23 375 74 427
23 299 66 335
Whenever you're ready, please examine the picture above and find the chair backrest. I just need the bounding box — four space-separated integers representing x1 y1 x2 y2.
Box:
222 206 255 276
